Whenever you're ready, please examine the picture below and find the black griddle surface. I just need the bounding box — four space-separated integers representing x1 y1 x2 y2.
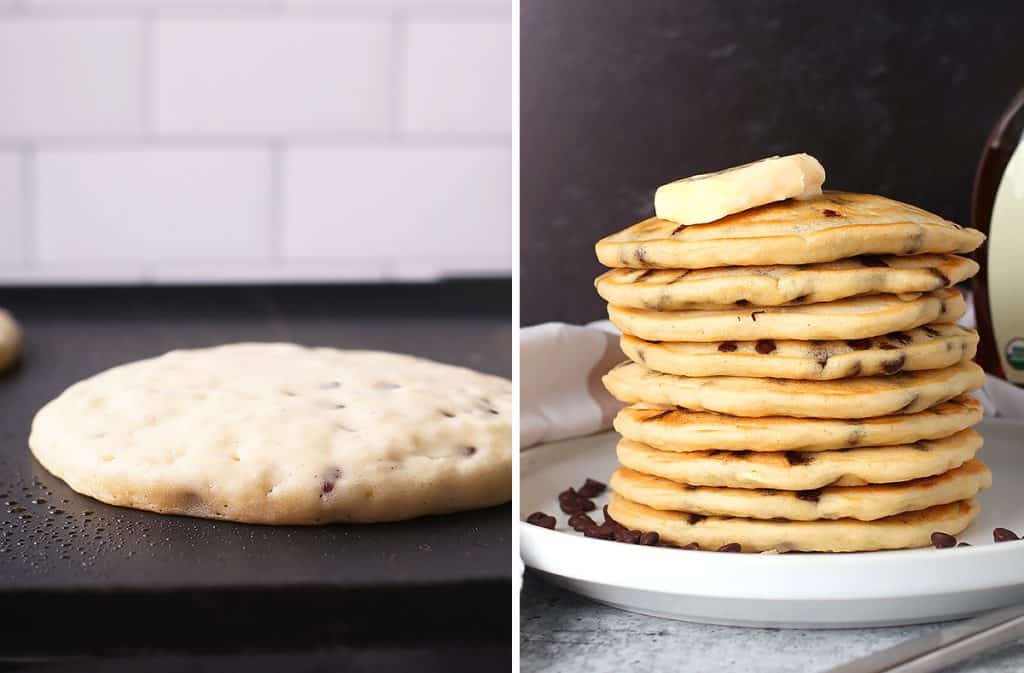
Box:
0 282 512 659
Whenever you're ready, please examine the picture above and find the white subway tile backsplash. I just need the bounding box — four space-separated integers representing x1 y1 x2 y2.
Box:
0 19 144 138
36 149 272 264
401 18 515 135
154 18 391 136
283 146 513 268
0 153 23 264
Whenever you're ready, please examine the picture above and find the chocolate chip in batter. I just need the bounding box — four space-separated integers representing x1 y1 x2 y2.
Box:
847 339 873 350
822 209 841 218
796 489 824 502
923 326 941 337
717 543 742 553
463 446 477 456
882 354 906 374
718 341 738 353
755 339 777 354
687 513 706 525
878 343 897 350
785 451 813 466
321 467 342 495
886 332 913 345
526 512 556 529
859 256 889 268
681 542 701 551
750 310 766 322
735 299 751 307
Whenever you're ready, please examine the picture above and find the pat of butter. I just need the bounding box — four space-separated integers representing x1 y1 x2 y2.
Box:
654 153 826 226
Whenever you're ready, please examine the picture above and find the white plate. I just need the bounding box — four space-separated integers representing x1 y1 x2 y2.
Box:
520 419 1024 628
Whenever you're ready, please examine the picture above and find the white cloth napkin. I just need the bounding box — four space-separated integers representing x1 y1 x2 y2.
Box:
521 319 1024 450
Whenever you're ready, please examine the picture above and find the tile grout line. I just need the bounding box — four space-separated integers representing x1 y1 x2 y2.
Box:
269 142 284 263
389 7 406 140
19 145 35 268
139 9 155 136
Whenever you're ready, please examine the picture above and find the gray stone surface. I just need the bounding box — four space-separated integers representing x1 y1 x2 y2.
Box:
521 574 1024 673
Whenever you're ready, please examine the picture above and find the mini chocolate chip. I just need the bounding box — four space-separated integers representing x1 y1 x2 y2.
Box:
882 354 906 374
322 481 334 493
639 531 660 546
463 446 477 456
994 527 1019 542
559 497 595 515
578 478 607 498
681 542 701 550
796 489 823 502
526 512 556 529
822 209 841 218
568 512 596 532
887 332 913 345
923 326 941 337
584 523 616 540
929 268 950 286
717 543 742 553
615 529 642 544
735 299 750 306
755 339 777 354
931 531 957 548
785 451 813 466
847 339 872 350
687 513 706 525
860 255 889 267
878 343 897 350
750 310 765 322
718 342 738 353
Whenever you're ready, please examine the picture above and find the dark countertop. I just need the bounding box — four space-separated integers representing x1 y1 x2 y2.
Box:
0 281 512 671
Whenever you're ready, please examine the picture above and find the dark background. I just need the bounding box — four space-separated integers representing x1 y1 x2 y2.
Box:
521 0 1024 325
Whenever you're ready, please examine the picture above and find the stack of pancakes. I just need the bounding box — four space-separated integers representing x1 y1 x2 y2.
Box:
595 191 990 552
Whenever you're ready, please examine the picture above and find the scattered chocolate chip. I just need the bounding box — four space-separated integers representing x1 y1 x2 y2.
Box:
578 478 607 498
638 531 660 546
583 523 616 540
718 341 738 353
687 513 706 525
847 339 872 350
717 543 742 553
755 339 777 355
931 531 957 548
735 299 751 306
822 209 841 218
568 512 596 532
750 310 765 322
615 529 642 544
681 542 700 550
859 255 889 268
559 496 595 515
923 326 941 337
784 451 813 466
957 542 972 547
994 527 1019 542
796 489 823 502
526 512 556 529
878 343 897 350
886 332 913 345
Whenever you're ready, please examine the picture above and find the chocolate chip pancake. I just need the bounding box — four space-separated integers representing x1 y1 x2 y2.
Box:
610 459 990 521
608 288 965 342
613 396 983 453
596 254 976 311
607 494 980 553
619 324 978 380
596 191 984 270
616 429 982 490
